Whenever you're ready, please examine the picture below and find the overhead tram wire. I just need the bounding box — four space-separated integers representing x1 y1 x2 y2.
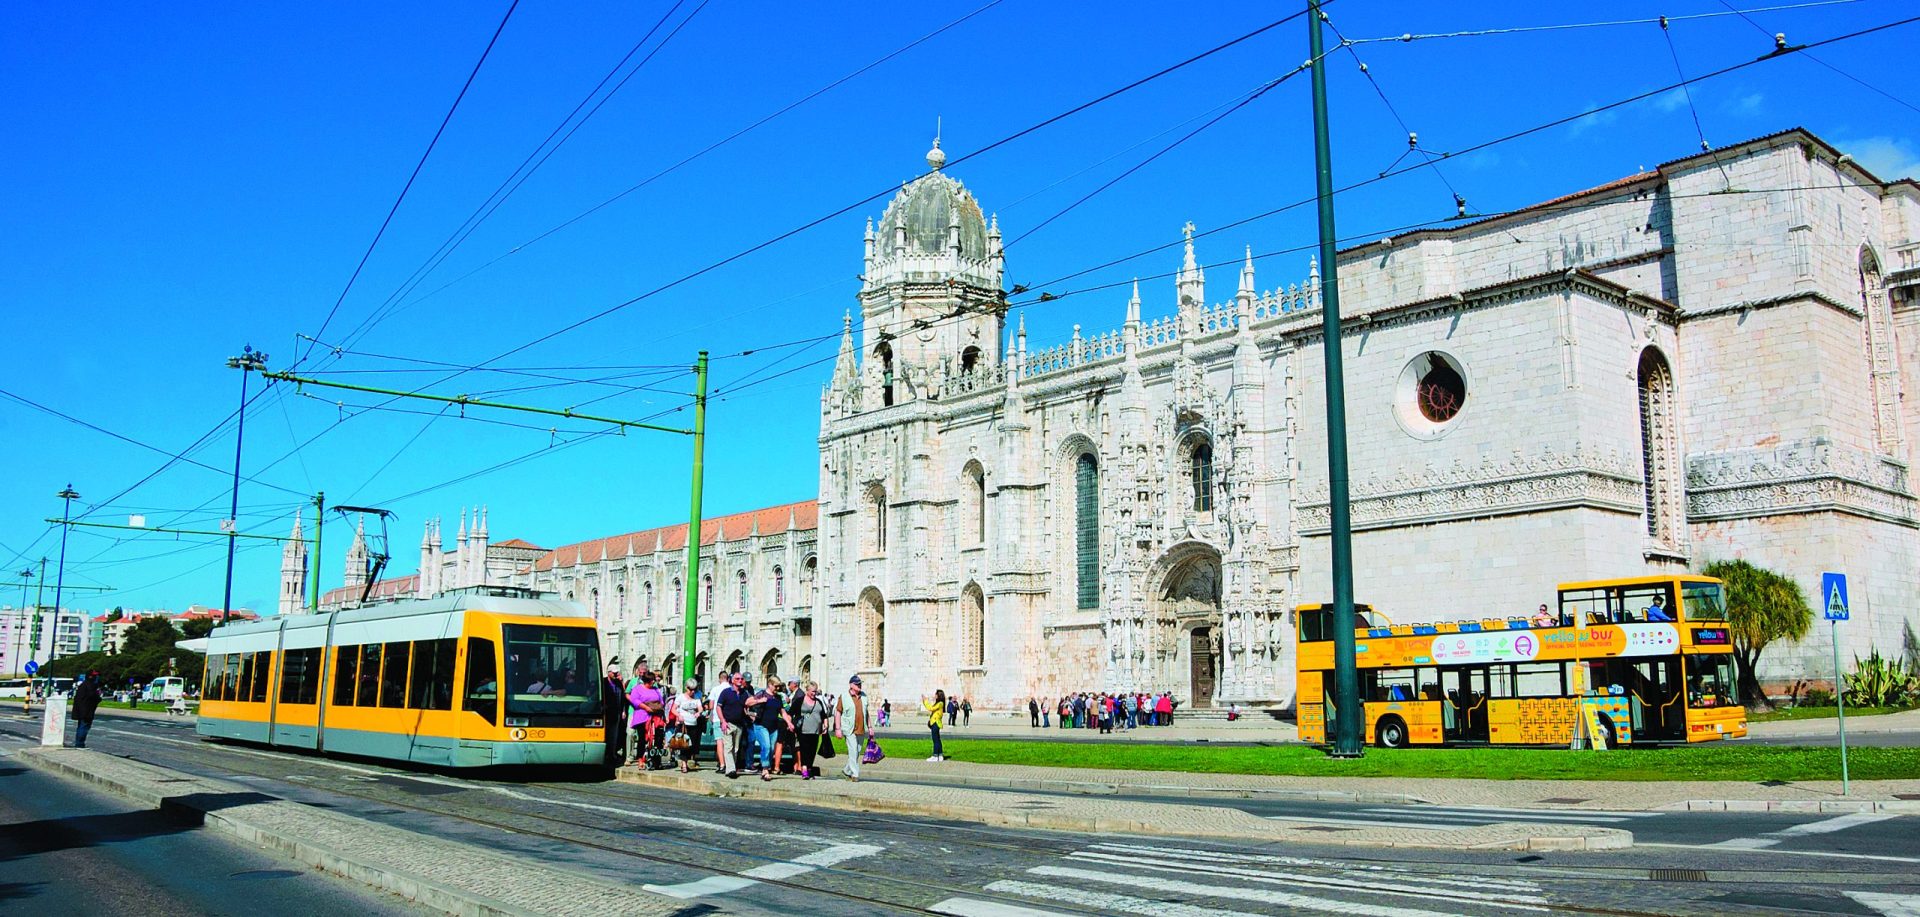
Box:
1344 0 1868 45
297 0 524 370
1659 15 1717 155
1713 0 1920 116
1319 14 1463 203
350 0 1012 332
337 0 710 352
1005 10 1920 300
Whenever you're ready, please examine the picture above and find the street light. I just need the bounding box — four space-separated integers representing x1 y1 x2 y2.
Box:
51 485 80 664
222 345 270 626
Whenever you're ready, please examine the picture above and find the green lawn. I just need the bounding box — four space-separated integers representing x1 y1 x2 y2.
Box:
1748 705 1916 723
876 737 1919 782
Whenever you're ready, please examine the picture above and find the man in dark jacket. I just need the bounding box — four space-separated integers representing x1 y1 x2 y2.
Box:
602 664 629 767
72 671 103 748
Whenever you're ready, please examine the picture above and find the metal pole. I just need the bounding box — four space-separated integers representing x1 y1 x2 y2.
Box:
12 569 29 677
222 366 251 626
680 352 709 685
1833 618 1849 794
309 491 324 613
1308 0 1362 757
51 487 78 664
31 559 46 669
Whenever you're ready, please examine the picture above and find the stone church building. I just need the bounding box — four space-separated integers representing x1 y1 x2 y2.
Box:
813 128 1920 710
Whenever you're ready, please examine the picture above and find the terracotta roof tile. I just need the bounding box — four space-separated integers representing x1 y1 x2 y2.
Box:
529 499 817 573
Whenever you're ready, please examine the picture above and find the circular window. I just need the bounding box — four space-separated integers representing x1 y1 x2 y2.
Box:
1393 351 1470 439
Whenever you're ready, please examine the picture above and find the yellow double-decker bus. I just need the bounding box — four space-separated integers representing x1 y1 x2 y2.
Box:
1295 575 1745 748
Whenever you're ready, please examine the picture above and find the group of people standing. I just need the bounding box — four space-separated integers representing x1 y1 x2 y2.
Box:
1027 692 1177 732
603 661 878 781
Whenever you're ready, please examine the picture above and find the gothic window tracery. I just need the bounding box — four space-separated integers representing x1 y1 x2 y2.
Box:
962 461 986 546
644 581 654 618
736 569 748 611
1637 347 1680 542
802 556 817 604
773 565 785 606
960 345 981 374
672 577 682 616
1075 452 1100 610
703 574 714 615
961 582 985 667
858 587 886 668
866 484 888 555
876 342 896 407
1187 437 1215 513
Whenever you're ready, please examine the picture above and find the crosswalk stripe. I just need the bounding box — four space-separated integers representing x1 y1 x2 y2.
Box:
1064 850 1547 909
929 897 1066 917
1085 842 1542 894
1771 813 1898 836
1020 866 1482 917
1846 890 1920 917
641 842 882 899
985 880 1278 917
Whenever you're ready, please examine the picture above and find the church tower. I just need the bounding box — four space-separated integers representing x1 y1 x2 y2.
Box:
343 518 369 595
846 137 1007 408
279 514 307 616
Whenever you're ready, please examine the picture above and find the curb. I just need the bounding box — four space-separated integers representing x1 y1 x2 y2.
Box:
14 747 680 917
614 768 1630 851
871 770 1430 805
1660 798 1920 814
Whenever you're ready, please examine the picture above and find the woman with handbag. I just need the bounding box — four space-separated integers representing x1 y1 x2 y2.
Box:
921 690 947 761
789 681 832 779
668 680 704 773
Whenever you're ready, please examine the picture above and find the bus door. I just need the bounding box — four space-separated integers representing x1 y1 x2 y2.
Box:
1628 657 1685 742
1443 666 1490 741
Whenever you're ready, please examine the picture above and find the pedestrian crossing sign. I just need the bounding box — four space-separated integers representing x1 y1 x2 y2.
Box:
1822 572 1849 622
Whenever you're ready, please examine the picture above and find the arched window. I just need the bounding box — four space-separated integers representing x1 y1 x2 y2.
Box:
875 342 896 407
724 650 743 675
1637 348 1679 541
962 461 986 546
614 584 626 619
866 484 888 555
772 566 785 606
590 587 600 617
802 556 817 604
858 588 886 668
661 654 678 687
760 649 780 682
960 345 982 374
644 581 654 618
703 574 714 614
1075 452 1100 609
1861 248 1900 453
1189 439 1214 513
671 578 683 614
961 582 985 668
736 569 748 610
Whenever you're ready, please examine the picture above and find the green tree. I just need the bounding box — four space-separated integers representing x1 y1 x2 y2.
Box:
1703 559 1812 707
180 617 216 639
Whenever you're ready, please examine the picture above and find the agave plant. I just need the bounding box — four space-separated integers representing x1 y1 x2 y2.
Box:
1844 650 1920 707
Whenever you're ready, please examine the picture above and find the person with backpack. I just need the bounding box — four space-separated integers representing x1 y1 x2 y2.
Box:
71 671 103 748
834 674 871 781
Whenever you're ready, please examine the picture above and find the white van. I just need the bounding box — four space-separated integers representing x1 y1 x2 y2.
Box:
144 676 186 703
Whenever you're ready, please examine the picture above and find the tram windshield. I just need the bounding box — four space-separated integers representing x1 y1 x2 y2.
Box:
503 624 601 716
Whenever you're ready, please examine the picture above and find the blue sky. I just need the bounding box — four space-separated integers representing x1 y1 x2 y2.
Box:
2 0 1915 615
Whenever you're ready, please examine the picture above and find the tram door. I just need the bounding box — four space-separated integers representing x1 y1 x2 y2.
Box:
1443 666 1490 741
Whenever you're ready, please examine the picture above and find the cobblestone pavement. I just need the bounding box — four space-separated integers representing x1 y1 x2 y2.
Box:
5 711 1916 917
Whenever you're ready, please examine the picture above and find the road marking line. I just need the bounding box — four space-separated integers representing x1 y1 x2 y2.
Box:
642 843 882 899
1359 807 1636 823
1707 837 1778 849
1015 867 1476 917
486 786 837 843
1084 841 1541 891
1771 813 1898 836
1639 842 1920 865
1846 890 1920 917
929 897 1060 917
1064 850 1547 910
987 880 1275 917
1380 805 1654 819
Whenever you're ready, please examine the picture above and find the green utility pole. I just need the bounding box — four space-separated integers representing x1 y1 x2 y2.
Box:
309 491 324 613
45 518 309 543
680 352 709 686
1308 0 1363 758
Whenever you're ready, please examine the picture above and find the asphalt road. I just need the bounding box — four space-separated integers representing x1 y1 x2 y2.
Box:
0 739 427 916
3 710 1915 917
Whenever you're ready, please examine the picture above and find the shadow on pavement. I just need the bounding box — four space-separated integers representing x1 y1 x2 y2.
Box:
0 792 275 864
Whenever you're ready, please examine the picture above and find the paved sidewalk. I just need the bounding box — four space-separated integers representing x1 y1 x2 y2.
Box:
857 756 1920 814
615 767 1628 851
15 747 687 917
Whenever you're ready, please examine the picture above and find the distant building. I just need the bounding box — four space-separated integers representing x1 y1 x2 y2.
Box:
317 507 546 612
0 605 94 672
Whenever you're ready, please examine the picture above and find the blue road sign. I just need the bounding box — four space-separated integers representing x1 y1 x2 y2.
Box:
1822 572 1850 622
22 660 37 676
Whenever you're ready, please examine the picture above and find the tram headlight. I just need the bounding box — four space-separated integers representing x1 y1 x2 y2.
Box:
589 718 603 727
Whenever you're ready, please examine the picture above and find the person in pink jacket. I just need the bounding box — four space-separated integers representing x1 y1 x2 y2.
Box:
627 669 665 763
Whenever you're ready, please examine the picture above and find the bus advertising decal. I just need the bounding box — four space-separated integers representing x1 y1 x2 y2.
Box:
1619 623 1680 656
1430 631 1540 665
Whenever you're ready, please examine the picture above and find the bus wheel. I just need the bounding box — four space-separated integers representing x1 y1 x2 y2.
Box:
1376 716 1410 749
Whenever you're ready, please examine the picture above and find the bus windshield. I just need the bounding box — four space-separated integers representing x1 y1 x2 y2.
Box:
1681 582 1726 621
503 624 601 716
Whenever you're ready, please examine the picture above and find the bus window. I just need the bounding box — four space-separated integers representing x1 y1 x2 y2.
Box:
356 644 382 707
1616 583 1676 623
1687 656 1735 708
333 647 359 706
1363 667 1417 702
1298 607 1331 642
1512 661 1565 697
1559 588 1608 625
380 642 410 708
1681 581 1726 621
250 653 271 703
464 637 498 724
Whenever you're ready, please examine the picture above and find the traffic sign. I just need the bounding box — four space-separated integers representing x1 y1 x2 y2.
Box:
1822 572 1850 622
22 660 37 676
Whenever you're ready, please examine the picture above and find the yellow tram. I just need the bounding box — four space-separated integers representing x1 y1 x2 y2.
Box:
197 588 605 767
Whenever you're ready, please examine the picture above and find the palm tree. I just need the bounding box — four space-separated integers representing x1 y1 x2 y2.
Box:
1702 559 1811 707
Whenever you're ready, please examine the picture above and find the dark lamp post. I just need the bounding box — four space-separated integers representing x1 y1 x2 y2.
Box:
222 345 269 626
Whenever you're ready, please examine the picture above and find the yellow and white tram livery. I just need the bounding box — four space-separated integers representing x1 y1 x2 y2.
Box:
197 589 606 767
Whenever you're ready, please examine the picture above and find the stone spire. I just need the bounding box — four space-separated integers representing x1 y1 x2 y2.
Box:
1237 246 1257 308
471 506 491 587
1177 221 1205 313
418 518 435 599
279 513 307 616
828 310 859 414
343 517 369 594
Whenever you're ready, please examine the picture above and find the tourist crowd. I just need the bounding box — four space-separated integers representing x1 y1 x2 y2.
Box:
1025 692 1179 732
602 662 885 781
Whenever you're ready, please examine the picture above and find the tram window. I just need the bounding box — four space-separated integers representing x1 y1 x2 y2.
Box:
280 648 320 705
224 653 242 702
380 642 410 708
251 652 271 703
357 644 381 707
464 637 498 724
503 624 602 717
410 638 457 710
333 646 359 706
237 653 256 703
204 654 222 701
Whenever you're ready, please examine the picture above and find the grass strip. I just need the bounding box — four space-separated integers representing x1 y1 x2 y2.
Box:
872 737 1920 781
1748 705 1916 723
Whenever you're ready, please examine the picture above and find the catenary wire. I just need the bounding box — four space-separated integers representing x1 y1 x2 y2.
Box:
1346 0 1868 44
1712 0 1920 116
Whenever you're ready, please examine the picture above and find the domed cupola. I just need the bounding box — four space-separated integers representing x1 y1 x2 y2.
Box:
863 138 1003 291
